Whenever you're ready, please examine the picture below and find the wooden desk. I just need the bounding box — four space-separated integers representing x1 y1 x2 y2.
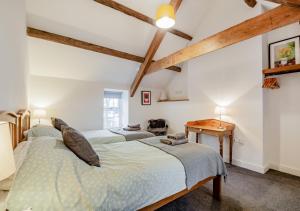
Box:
185 119 235 164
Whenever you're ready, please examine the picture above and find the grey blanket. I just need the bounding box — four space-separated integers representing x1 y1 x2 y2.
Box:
160 138 188 146
140 136 227 189
109 128 155 141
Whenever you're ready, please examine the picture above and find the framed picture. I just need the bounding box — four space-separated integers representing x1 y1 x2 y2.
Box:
269 36 300 68
141 91 151 105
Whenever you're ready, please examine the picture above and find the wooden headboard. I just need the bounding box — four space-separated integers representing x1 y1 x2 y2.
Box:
17 109 31 142
0 109 31 149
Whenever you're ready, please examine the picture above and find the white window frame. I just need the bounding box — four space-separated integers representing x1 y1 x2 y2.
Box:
103 90 124 129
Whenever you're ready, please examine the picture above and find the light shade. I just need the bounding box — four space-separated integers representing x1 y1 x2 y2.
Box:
33 109 47 119
0 122 15 181
155 4 175 29
215 106 226 115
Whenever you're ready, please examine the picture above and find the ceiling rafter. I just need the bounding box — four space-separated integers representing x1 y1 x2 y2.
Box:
94 0 193 41
130 0 182 97
27 27 181 73
146 5 300 74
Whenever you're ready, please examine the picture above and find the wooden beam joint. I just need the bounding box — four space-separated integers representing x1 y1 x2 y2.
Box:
130 0 183 97
94 0 193 41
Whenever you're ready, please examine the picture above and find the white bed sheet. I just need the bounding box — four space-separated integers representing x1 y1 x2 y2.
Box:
82 129 126 145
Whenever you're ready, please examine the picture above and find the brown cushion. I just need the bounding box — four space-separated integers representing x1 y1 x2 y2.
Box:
62 126 100 167
51 117 68 131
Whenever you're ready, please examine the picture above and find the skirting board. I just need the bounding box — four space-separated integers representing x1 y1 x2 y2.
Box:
230 157 300 177
226 157 300 177
223 156 267 174
268 163 300 177
231 158 267 174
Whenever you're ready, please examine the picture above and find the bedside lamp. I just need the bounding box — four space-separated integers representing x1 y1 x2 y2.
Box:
215 106 226 129
0 122 16 181
33 109 47 124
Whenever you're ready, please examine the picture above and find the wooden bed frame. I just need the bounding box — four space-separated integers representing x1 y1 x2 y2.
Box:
139 175 221 211
0 109 222 210
17 109 31 143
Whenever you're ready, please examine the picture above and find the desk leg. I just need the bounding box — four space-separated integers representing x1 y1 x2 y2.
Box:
219 136 224 158
185 127 188 137
196 133 199 143
185 127 189 141
229 134 233 164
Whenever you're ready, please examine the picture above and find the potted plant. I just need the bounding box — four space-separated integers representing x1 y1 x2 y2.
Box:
279 43 295 66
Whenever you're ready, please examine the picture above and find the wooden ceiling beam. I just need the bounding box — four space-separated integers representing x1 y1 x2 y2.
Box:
130 0 182 97
244 0 257 7
147 5 300 74
27 27 181 73
265 0 300 7
94 0 193 41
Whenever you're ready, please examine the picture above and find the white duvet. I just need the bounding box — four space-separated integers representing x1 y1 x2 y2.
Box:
7 137 186 211
82 129 126 145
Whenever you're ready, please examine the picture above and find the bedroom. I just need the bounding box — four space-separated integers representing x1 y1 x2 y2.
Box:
1 0 300 210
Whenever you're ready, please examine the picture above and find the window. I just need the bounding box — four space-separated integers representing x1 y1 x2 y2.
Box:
103 90 124 129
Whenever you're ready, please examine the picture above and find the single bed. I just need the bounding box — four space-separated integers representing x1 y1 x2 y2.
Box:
81 128 155 145
81 129 126 144
1 110 226 211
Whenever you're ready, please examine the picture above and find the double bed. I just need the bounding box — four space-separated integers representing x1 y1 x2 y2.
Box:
0 110 227 211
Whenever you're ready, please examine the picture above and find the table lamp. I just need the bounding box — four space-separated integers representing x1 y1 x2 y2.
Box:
33 109 47 124
215 106 226 129
0 122 16 181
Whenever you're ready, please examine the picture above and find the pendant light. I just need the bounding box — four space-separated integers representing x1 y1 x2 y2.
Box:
155 4 175 29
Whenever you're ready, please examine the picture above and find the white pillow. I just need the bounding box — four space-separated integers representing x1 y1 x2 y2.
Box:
0 141 31 190
27 125 62 138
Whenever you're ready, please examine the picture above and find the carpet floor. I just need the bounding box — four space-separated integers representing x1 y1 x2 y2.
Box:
159 164 300 211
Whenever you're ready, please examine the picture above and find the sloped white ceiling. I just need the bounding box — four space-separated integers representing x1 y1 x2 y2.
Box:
26 0 214 88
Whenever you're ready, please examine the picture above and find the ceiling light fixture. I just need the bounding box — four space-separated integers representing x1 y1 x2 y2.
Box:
155 4 175 29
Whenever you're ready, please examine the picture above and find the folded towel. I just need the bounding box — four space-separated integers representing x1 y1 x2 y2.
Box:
167 132 186 140
123 127 141 131
128 124 141 128
160 138 188 146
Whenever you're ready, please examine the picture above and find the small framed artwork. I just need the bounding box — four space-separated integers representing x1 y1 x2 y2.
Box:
141 91 151 105
269 36 300 68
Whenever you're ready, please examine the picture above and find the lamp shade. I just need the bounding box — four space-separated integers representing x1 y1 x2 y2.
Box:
155 4 175 29
215 106 226 115
33 109 47 119
0 122 15 181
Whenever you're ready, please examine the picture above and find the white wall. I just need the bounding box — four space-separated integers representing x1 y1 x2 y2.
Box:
129 88 164 129
163 0 265 172
26 0 300 176
0 0 28 111
264 23 300 176
29 75 163 130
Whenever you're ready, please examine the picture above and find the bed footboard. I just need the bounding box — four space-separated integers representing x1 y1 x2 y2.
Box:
139 175 222 211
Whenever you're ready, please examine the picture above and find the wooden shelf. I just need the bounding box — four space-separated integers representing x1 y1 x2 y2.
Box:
157 99 189 103
263 64 300 77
